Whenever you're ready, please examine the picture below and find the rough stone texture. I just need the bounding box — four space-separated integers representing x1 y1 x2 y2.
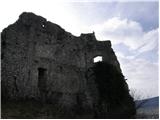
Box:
1 12 124 117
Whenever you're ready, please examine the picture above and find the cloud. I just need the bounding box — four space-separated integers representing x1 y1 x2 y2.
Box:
116 52 159 98
83 17 158 53
138 29 158 53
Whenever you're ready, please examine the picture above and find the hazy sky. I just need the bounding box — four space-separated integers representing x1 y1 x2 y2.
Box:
0 0 159 99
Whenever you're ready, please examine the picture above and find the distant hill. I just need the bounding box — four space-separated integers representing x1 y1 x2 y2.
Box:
136 96 159 108
135 96 159 119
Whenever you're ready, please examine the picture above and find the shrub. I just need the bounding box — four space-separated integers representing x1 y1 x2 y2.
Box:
89 62 136 118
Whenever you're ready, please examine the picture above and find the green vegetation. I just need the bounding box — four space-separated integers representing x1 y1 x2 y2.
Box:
89 62 136 118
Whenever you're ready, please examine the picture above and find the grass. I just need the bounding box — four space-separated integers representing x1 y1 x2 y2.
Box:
136 107 159 119
2 100 67 119
1 100 94 119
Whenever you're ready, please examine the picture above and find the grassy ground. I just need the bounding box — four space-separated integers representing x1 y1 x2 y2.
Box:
3 100 145 119
136 107 159 119
1 100 68 119
1 100 93 119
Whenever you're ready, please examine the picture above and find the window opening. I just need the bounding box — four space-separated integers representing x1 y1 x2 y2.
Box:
38 67 47 95
93 56 103 63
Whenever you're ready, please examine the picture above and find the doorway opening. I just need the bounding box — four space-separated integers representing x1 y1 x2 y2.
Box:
38 67 47 95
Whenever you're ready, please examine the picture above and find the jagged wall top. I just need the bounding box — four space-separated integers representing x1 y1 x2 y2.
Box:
1 12 120 71
13 12 110 44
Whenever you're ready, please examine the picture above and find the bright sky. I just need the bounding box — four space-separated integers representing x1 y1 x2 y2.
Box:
0 0 159 99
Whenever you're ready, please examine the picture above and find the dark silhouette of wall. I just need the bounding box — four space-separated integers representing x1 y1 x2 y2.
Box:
1 12 135 118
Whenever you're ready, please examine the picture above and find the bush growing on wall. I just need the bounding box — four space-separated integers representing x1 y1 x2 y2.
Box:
90 62 136 118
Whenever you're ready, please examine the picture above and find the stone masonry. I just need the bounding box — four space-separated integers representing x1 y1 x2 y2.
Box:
1 12 122 113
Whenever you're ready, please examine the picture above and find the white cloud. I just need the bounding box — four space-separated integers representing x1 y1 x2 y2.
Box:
139 29 158 53
78 17 158 53
115 51 136 59
116 52 159 99
0 0 79 33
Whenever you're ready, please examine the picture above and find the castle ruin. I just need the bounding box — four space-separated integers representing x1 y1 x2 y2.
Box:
1 12 135 118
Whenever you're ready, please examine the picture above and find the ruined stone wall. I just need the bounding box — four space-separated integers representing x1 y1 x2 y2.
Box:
1 12 121 107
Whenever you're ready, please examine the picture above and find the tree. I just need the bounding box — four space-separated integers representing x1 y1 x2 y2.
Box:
130 89 149 109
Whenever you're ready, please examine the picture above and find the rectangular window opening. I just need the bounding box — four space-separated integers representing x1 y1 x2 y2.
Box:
38 67 47 93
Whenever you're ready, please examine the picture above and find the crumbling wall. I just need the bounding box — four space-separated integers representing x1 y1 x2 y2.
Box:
1 12 124 117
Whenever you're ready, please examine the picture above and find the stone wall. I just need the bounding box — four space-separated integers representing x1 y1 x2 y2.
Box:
1 12 122 113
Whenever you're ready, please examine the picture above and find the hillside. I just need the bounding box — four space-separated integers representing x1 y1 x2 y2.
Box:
135 97 159 118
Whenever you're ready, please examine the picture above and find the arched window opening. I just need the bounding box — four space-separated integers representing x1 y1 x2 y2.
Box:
93 56 103 63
